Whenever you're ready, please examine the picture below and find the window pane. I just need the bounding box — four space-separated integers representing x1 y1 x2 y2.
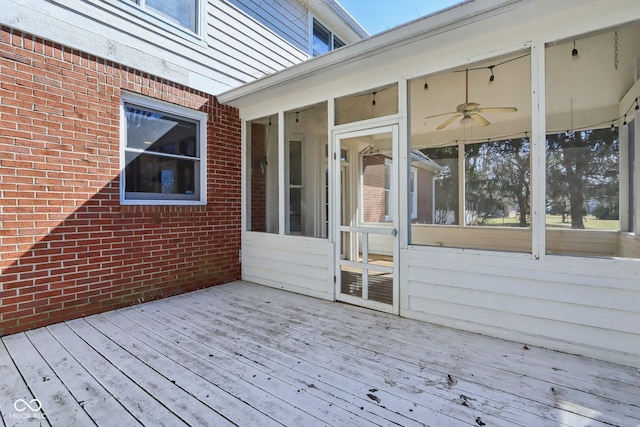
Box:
465 138 530 227
247 115 279 233
289 140 302 185
123 101 202 203
544 25 637 258
284 102 329 237
423 146 459 225
362 154 388 223
289 188 302 233
125 153 197 197
288 140 303 234
146 0 197 32
312 19 331 57
408 50 532 252
333 36 345 50
125 106 198 156
546 130 620 251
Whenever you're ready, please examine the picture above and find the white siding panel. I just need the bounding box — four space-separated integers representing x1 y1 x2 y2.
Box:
243 232 334 300
210 2 308 80
225 0 308 52
400 246 640 367
406 296 640 359
3 0 310 94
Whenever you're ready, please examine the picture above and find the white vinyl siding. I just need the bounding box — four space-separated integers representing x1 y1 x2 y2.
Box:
225 0 309 53
242 232 334 300
3 0 309 94
401 247 640 367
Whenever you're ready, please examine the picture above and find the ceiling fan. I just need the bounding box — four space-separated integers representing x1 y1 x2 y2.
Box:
426 69 517 130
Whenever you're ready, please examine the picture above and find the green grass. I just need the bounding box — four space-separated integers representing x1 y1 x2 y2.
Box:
482 215 620 231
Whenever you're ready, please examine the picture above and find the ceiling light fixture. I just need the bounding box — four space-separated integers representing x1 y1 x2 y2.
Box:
295 112 299 123
610 121 615 131
571 41 578 58
635 98 639 111
623 114 627 127
424 79 429 91
488 66 495 84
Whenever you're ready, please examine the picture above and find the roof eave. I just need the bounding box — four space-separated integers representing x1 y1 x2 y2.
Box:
217 0 522 107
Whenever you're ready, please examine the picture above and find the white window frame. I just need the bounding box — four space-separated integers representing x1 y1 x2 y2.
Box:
410 166 418 220
120 92 207 206
309 16 345 57
384 160 417 221
286 139 304 234
384 158 392 221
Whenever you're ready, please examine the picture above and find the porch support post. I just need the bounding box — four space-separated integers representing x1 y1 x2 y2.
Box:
620 113 630 232
634 106 640 235
531 41 546 260
278 111 286 235
398 78 410 251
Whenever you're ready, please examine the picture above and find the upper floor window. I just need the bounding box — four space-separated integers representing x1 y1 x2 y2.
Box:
312 18 344 57
129 0 199 33
121 93 207 205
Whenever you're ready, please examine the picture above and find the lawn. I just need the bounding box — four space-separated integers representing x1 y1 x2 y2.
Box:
483 214 620 230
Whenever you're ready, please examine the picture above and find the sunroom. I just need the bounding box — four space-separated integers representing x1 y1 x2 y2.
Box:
218 0 640 368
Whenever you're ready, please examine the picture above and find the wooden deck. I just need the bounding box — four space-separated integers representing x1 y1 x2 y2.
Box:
1 281 638 426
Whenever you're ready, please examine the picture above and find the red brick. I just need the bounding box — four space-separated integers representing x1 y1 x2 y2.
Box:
0 26 241 335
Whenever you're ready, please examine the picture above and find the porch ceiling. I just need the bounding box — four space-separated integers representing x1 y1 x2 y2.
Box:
1 281 638 425
218 0 640 144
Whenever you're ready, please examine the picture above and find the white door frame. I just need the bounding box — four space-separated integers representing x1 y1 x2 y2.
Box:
333 124 400 315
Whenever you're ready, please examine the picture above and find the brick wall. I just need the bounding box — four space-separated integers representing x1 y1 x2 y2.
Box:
0 26 241 335
416 169 435 223
249 123 267 232
362 154 387 223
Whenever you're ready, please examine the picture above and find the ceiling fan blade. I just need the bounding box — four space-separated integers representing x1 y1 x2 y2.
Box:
469 113 490 127
425 111 458 119
436 114 461 130
477 107 518 113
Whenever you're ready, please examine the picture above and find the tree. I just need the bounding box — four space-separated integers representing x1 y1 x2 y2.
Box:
423 146 459 225
546 129 618 229
464 138 530 227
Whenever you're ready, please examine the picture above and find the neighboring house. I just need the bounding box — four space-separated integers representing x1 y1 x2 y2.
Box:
0 0 366 335
362 151 443 224
218 0 640 368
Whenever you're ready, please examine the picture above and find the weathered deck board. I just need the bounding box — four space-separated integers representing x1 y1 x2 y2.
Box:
24 327 141 427
143 296 470 425
83 313 281 427
196 285 619 426
0 341 50 426
159 289 536 425
1 280 638 426
216 283 640 424
3 333 96 426
94 310 348 426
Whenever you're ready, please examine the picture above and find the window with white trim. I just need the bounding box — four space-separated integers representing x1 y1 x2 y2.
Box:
311 18 345 57
384 160 417 221
410 167 418 220
121 93 207 205
127 0 199 33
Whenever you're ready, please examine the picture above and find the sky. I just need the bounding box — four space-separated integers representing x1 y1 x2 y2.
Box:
337 0 463 35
